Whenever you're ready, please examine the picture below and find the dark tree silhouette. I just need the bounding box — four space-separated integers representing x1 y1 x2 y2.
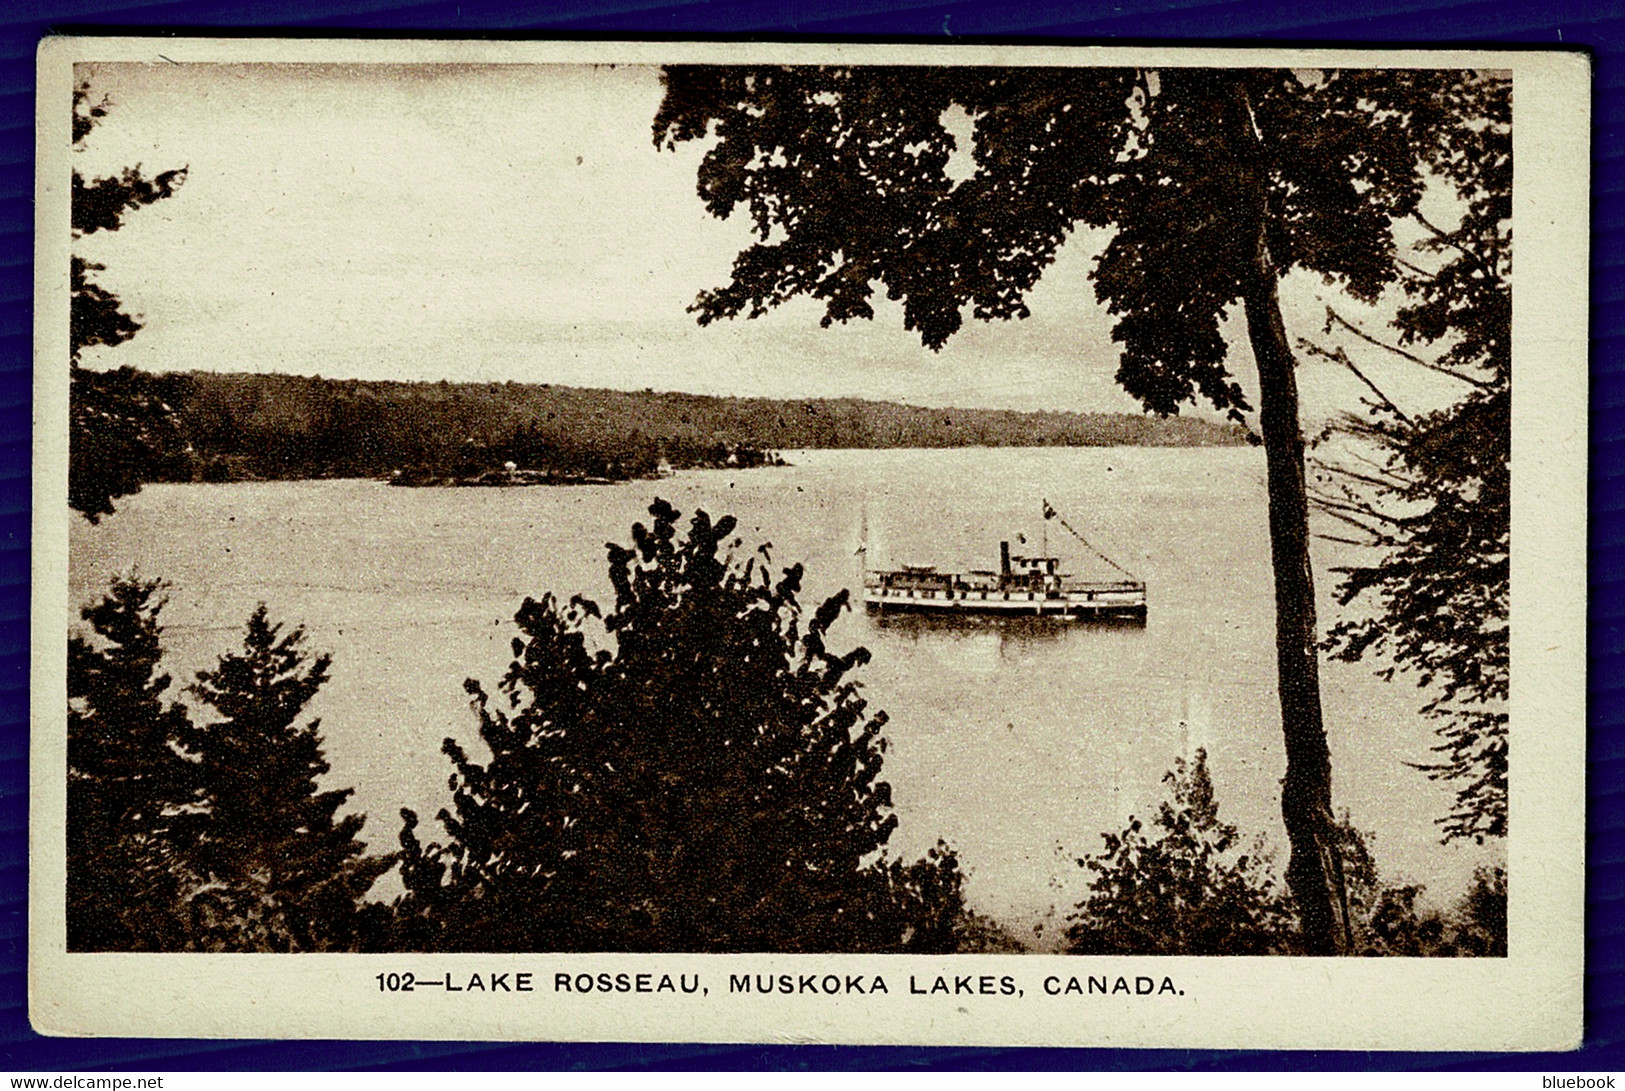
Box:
1335 821 1506 956
655 66 1473 953
1454 866 1508 957
187 607 391 951
70 81 187 522
1067 753 1507 957
67 575 202 950
393 499 962 953
69 364 190 522
1308 72 1510 843
1066 749 1295 955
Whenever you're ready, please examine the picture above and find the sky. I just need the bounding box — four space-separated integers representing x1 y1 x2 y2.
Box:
68 61 1467 424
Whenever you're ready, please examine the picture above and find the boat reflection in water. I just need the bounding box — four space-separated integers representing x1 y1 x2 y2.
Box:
864 610 1147 666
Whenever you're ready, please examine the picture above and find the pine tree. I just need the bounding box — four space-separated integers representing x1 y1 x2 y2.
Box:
70 80 188 521
187 607 391 951
67 575 201 950
395 499 961 953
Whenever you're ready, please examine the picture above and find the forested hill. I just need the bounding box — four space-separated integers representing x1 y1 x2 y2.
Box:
129 369 1247 484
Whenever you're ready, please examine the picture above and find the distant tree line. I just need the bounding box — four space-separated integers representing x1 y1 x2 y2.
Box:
70 368 1246 505
68 501 1501 956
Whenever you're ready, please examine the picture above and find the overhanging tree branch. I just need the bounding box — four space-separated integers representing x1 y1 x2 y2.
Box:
656 63 1487 952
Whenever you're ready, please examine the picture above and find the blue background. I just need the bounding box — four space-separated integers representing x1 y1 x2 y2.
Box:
2 0 1617 1072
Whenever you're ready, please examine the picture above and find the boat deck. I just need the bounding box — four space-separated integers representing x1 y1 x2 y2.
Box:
863 578 1147 620
861 512 1146 622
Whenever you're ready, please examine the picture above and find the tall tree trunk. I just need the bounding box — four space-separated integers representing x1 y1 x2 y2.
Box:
1229 83 1348 956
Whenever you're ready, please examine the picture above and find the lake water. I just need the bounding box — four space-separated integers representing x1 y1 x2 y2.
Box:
67 447 1499 945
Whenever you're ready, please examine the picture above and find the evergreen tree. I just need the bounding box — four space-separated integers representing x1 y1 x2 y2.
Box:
1066 749 1296 955
66 575 201 950
394 499 961 953
70 364 190 521
70 81 188 521
187 607 391 951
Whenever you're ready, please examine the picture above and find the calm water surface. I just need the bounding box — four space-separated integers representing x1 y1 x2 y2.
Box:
68 447 1498 943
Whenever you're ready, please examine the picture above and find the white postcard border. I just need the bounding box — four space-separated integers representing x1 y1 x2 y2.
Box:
29 37 1590 1049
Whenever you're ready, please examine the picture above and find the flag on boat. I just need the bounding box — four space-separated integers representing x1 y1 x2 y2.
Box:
1042 499 1057 520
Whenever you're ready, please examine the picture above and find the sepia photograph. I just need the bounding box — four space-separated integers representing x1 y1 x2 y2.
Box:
30 39 1587 1048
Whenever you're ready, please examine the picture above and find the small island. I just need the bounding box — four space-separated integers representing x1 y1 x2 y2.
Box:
388 442 785 488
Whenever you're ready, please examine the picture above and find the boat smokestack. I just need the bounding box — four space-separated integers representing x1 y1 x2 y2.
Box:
1000 540 1011 576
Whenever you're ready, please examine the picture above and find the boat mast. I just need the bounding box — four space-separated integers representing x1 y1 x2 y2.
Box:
1043 498 1141 584
856 502 871 588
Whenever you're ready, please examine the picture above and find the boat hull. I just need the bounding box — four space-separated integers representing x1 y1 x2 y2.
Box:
863 589 1146 622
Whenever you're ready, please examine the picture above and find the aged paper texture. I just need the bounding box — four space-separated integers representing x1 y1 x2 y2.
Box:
32 37 1588 1048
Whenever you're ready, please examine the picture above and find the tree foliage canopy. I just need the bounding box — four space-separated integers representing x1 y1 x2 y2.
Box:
1067 751 1507 956
655 66 1460 420
71 82 186 359
67 576 201 950
69 364 189 523
394 499 963 953
1312 72 1510 842
1066 749 1295 955
187 607 393 951
656 67 1132 351
655 64 1492 954
70 82 188 522
67 577 389 951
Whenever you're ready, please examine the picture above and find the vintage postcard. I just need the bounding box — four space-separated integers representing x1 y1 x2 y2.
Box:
31 38 1588 1048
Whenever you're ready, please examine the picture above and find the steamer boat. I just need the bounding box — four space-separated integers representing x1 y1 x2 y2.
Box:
862 502 1147 622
